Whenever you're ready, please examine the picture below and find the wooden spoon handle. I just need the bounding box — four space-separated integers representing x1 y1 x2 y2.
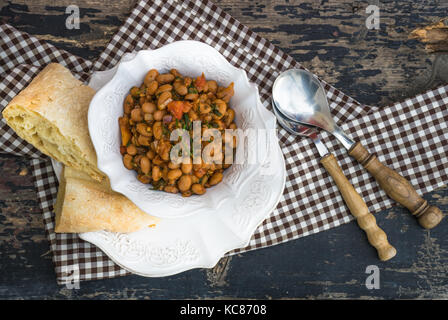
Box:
320 154 397 261
348 142 443 229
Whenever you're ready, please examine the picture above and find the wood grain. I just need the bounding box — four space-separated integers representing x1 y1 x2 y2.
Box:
349 142 444 229
320 154 396 261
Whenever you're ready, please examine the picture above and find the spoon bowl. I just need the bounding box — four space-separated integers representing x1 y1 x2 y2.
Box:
272 69 335 132
272 69 354 149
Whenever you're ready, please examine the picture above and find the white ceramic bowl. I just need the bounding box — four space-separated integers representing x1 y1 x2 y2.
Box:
88 41 272 219
78 42 287 276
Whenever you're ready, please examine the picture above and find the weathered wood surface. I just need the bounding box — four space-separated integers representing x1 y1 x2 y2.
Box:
0 0 447 299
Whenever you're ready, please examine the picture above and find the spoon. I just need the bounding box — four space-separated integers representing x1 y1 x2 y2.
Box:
273 100 396 261
272 68 443 229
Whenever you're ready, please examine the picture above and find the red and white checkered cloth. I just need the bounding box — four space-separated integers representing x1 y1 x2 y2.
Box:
1 0 447 284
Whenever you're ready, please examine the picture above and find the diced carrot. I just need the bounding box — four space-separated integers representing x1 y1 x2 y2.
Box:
182 101 192 113
195 73 207 92
118 117 131 146
168 101 192 120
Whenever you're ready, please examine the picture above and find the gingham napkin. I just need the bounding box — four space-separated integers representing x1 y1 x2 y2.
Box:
1 0 447 284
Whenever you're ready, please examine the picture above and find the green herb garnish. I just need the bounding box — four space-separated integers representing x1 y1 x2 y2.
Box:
150 179 166 191
188 87 198 94
183 113 191 131
211 103 223 117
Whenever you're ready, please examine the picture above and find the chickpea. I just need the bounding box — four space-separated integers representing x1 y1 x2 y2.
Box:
217 82 234 103
144 113 154 122
146 80 159 95
199 103 211 114
170 69 182 77
202 114 212 123
155 84 173 95
152 155 164 166
207 92 217 101
193 167 207 178
153 121 163 140
140 156 151 175
212 99 227 119
213 119 225 130
130 86 140 98
167 169 182 181
207 80 218 93
200 175 209 186
185 93 198 101
192 184 206 195
123 94 134 114
191 176 199 184
131 108 143 122
144 69 159 86
224 108 235 126
153 109 165 121
181 163 193 174
136 123 151 136
168 162 180 169
142 102 156 114
146 150 155 160
161 165 169 181
134 155 143 166
188 110 199 121
160 150 170 161
173 81 188 96
126 144 137 156
156 73 175 84
137 174 151 184
208 172 223 186
123 154 133 170
181 190 192 197
164 185 179 194
137 135 151 146
152 165 162 182
178 175 192 192
157 91 172 110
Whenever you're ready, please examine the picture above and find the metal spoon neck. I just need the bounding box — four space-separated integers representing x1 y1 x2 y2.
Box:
332 127 355 150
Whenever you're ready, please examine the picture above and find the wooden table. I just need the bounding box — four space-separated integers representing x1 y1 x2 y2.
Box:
0 0 447 299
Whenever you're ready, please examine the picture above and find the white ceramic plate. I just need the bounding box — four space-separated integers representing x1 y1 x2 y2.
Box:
71 41 286 277
88 41 273 219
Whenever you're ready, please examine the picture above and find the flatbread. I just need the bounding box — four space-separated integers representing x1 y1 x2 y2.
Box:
55 166 159 233
2 63 104 181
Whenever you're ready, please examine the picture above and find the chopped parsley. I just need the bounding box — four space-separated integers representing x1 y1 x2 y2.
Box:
211 103 222 117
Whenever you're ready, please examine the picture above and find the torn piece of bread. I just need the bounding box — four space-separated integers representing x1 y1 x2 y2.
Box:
55 166 159 233
2 63 104 181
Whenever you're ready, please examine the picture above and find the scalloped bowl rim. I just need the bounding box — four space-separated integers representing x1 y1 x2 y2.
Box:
88 41 273 219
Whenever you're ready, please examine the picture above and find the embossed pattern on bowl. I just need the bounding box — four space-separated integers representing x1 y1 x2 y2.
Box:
88 41 271 218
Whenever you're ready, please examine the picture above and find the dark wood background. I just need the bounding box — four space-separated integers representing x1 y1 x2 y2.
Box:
0 0 447 299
